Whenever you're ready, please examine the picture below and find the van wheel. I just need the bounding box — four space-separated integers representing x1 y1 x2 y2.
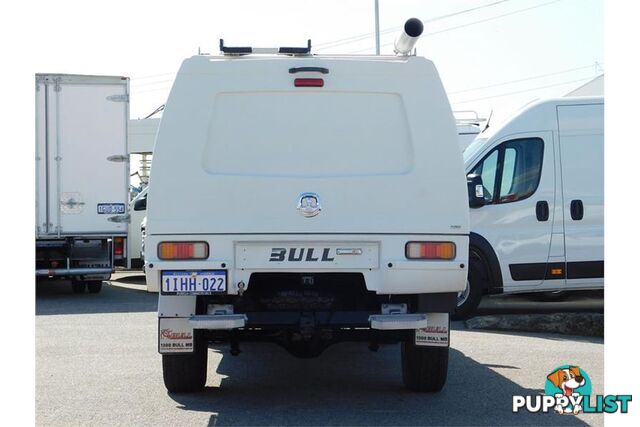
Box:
401 339 449 392
453 260 483 319
71 281 86 294
87 281 103 294
162 333 208 393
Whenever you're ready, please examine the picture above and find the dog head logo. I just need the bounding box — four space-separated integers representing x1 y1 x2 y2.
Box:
547 366 585 396
545 365 592 414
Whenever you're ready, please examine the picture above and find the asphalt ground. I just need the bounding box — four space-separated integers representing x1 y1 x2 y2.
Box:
36 273 604 426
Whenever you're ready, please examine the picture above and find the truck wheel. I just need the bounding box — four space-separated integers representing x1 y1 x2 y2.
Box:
401 339 449 392
162 333 208 393
453 260 483 319
71 281 86 294
87 281 103 294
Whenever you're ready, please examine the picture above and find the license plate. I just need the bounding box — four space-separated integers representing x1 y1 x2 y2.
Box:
161 270 227 295
97 203 126 214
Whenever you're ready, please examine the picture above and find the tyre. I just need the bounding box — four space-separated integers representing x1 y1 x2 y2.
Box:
87 281 103 294
453 258 484 319
401 338 449 392
162 333 208 393
71 281 86 294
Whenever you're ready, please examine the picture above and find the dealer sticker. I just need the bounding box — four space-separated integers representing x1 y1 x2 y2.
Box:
159 318 194 354
415 313 450 347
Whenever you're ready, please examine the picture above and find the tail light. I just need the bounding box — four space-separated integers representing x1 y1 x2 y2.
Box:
114 237 125 258
405 242 456 260
158 242 209 260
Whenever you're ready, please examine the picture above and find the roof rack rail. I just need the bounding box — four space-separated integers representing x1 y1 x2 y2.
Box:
453 110 487 126
219 39 312 56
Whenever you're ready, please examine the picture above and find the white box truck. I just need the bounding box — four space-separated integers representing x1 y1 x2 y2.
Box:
36 74 130 293
456 96 604 316
146 19 470 393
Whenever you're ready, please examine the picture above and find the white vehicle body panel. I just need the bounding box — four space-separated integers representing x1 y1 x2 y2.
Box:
35 74 129 237
147 54 469 298
128 118 159 154
457 123 481 151
557 103 604 288
463 97 604 294
128 187 148 266
150 233 469 308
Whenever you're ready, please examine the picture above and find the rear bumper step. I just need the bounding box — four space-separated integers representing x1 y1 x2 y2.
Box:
36 267 113 276
189 314 247 330
369 314 428 330
187 313 427 330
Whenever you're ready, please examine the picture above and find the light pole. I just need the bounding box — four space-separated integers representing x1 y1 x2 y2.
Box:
375 0 380 55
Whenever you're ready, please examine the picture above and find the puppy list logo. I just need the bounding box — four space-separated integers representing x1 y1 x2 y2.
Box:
513 365 632 415
545 365 591 414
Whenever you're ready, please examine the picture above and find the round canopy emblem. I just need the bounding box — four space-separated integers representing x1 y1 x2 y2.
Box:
297 192 321 217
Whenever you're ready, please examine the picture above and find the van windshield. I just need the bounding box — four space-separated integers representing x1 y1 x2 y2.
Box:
202 92 413 177
463 137 488 165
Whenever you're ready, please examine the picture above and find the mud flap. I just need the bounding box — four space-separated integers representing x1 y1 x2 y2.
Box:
158 318 194 354
415 313 450 347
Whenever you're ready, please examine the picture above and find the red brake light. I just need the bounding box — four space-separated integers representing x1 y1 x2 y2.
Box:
294 78 324 87
114 237 124 257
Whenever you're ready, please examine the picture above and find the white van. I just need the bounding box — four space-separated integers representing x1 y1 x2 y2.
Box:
456 97 604 316
146 20 470 393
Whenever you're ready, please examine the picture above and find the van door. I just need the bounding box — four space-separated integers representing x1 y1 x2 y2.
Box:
557 103 604 288
469 132 557 290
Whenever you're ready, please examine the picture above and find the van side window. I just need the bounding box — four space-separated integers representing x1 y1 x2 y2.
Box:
470 138 544 204
471 150 499 203
497 138 544 203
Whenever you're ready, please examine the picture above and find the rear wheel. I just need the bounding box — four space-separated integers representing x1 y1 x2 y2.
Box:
401 338 449 392
87 281 103 294
453 258 484 319
71 281 86 294
162 333 208 393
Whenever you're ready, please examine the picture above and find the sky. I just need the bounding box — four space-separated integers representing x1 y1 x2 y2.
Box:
30 0 603 127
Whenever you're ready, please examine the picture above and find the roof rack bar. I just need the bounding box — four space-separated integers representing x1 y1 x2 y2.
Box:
279 40 312 55
219 39 312 56
219 39 251 54
453 110 487 125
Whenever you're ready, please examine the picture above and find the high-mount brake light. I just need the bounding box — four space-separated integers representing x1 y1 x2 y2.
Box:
158 242 209 260
405 242 456 260
294 78 324 87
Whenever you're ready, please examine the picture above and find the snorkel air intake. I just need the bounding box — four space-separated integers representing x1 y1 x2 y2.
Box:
394 18 424 56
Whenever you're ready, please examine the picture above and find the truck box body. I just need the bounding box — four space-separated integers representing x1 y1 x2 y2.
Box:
149 57 467 236
36 74 129 237
35 74 129 281
147 55 469 295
